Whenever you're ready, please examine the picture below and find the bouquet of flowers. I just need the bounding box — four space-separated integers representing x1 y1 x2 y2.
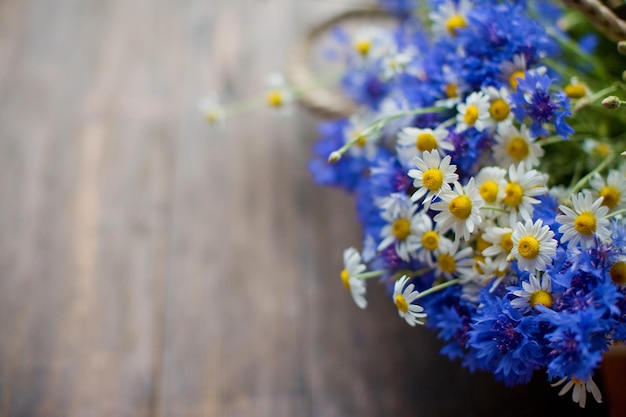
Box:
199 0 626 409
304 0 626 408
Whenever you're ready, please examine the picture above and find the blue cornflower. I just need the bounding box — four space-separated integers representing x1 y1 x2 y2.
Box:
468 293 543 386
511 73 574 139
537 307 610 381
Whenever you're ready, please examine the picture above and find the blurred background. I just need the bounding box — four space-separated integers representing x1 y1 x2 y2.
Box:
0 0 621 415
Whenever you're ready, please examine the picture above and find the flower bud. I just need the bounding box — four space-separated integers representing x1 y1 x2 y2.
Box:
602 96 621 109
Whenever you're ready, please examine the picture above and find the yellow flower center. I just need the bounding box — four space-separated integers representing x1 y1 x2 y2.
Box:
600 186 620 209
509 71 525 90
445 82 458 98
489 98 510 121
610 261 626 285
517 236 540 259
501 232 514 253
529 289 553 309
422 168 444 191
564 83 586 99
438 253 457 274
352 133 367 147
205 110 220 124
394 294 409 313
474 255 485 273
596 143 610 157
446 15 467 35
421 231 439 251
392 218 411 240
463 105 479 126
266 90 284 107
449 195 472 219
479 181 499 203
503 182 523 207
574 212 596 235
507 137 530 161
340 269 351 289
416 132 438 152
475 234 491 253
354 39 372 56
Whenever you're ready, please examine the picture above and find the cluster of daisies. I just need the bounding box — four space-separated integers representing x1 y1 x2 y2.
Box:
309 0 626 409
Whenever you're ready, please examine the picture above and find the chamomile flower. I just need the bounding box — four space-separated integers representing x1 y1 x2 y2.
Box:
482 226 514 269
493 124 544 169
408 150 458 208
482 86 514 128
340 247 368 309
377 194 421 261
381 48 413 80
589 170 626 211
498 54 546 91
197 95 224 126
410 212 448 266
556 192 610 248
393 275 427 326
434 238 475 279
351 27 391 61
511 219 557 272
435 65 469 108
501 163 548 226
429 0 472 37
396 126 454 166
475 166 507 207
551 377 602 408
510 273 553 312
265 72 292 111
342 114 381 159
456 91 491 132
431 179 483 241
563 78 590 100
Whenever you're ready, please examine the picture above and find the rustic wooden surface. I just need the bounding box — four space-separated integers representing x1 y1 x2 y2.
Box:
0 0 614 416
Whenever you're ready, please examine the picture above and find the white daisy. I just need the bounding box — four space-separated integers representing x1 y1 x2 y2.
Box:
408 150 458 208
556 191 610 248
510 273 553 312
393 275 427 327
396 125 455 167
265 72 292 111
456 91 491 132
351 27 391 61
482 86 514 128
377 194 421 261
410 212 448 266
381 48 413 80
511 219 557 272
482 226 514 269
434 238 475 279
564 78 591 100
342 114 381 159
552 377 602 409
475 166 507 207
340 247 368 309
500 163 548 226
435 65 469 108
429 0 472 37
589 169 626 211
432 178 484 241
493 124 544 169
197 94 224 126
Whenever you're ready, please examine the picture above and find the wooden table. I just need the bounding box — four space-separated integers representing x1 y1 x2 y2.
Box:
0 0 614 415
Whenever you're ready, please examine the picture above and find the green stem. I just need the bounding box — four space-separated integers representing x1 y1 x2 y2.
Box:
607 208 626 219
415 278 461 300
328 105 448 162
571 153 615 194
546 28 610 82
355 270 389 280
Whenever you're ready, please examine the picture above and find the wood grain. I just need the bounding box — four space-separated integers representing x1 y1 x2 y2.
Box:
0 0 614 415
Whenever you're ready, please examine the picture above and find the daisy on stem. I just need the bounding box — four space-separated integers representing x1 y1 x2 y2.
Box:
510 219 557 272
340 247 368 309
431 178 484 242
456 91 491 132
556 191 610 249
408 150 458 209
551 377 602 408
510 273 553 312
396 125 454 166
393 275 427 326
